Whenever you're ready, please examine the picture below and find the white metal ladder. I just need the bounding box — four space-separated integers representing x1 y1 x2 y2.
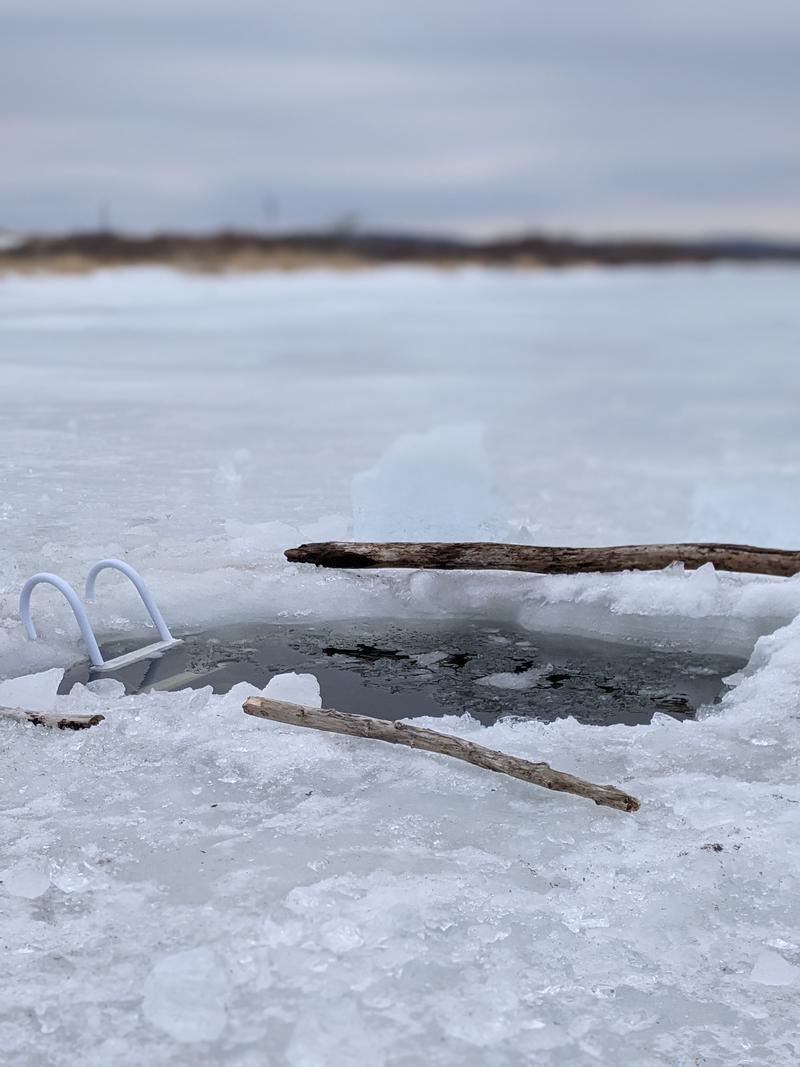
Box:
19 558 181 671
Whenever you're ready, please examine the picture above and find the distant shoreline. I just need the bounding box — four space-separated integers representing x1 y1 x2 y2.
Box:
2 229 800 275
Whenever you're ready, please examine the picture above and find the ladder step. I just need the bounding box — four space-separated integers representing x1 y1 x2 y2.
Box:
91 638 182 672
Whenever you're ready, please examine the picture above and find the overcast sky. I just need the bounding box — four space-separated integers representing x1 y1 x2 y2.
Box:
2 0 799 236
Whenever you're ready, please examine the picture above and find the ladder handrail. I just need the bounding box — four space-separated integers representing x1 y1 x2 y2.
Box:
84 558 174 644
19 573 105 667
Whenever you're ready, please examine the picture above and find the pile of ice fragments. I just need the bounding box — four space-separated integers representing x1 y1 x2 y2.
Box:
3 604 800 1065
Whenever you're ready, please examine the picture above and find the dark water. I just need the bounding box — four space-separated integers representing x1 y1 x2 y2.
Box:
60 619 745 726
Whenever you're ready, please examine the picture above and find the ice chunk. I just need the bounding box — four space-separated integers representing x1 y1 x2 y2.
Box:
750 949 800 986
263 671 322 707
0 668 64 712
475 666 550 691
142 947 229 1042
352 424 505 541
84 678 126 698
1 862 51 899
49 862 94 894
413 651 449 667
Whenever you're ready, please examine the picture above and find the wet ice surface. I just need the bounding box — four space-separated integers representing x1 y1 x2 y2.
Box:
62 620 744 726
2 266 800 1065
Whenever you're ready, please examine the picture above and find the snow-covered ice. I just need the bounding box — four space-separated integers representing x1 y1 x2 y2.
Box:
2 265 800 1065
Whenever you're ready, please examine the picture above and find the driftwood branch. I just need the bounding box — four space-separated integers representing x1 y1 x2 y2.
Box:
285 541 800 578
243 697 640 812
0 706 105 730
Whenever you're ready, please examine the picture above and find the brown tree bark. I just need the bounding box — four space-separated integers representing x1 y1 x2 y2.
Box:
285 541 800 578
0 706 105 730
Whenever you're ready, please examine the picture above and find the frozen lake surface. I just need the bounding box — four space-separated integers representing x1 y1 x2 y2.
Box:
2 266 800 1065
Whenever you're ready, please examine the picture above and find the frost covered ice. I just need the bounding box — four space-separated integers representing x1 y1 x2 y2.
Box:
2 266 800 1065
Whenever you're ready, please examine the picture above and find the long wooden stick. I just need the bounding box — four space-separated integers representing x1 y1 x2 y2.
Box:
0 706 105 730
243 697 640 812
285 540 800 578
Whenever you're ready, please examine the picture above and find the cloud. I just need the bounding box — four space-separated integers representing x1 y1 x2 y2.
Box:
1 0 799 234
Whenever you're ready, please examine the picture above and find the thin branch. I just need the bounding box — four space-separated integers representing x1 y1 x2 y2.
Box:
243 697 640 812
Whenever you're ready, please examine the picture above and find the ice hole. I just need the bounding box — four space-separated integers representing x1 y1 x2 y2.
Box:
60 619 745 726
